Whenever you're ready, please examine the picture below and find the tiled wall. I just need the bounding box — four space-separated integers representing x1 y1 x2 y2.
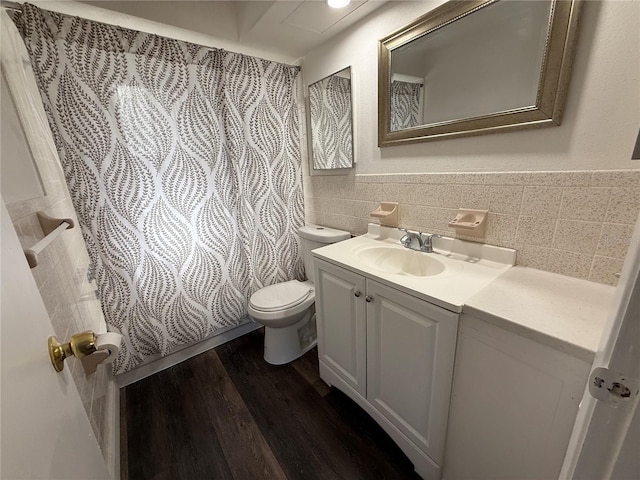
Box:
304 170 640 286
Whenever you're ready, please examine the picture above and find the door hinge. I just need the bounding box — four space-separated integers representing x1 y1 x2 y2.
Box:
588 367 638 407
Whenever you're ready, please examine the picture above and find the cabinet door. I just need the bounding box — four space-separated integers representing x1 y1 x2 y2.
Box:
366 280 458 464
314 259 367 397
443 315 591 480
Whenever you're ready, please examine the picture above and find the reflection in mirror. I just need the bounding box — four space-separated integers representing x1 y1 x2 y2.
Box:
379 0 583 146
390 74 423 131
390 0 551 129
308 67 354 171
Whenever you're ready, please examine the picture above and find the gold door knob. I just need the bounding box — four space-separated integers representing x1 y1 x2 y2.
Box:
48 331 97 372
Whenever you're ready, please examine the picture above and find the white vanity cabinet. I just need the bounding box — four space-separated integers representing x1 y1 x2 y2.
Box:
314 258 459 480
314 259 367 397
442 313 592 480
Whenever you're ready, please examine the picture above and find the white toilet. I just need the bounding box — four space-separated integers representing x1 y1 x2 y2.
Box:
248 224 350 365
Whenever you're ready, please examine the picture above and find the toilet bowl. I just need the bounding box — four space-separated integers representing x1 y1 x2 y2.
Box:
248 280 316 365
248 224 350 365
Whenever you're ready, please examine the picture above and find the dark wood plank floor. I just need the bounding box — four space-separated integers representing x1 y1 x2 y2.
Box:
121 329 421 480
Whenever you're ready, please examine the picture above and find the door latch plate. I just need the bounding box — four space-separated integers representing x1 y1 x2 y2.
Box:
589 366 638 407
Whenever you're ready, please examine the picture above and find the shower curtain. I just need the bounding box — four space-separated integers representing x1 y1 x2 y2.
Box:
12 4 304 374
390 80 422 131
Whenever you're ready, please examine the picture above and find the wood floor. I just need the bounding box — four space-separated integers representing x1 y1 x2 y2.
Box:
121 329 421 480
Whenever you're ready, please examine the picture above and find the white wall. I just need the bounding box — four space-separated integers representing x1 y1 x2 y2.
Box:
0 74 45 203
302 0 640 173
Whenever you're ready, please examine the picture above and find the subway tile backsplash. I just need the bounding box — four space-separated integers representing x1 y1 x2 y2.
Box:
304 170 640 286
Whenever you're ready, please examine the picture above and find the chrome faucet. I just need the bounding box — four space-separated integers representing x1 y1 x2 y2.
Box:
419 233 440 253
399 228 440 253
399 228 422 251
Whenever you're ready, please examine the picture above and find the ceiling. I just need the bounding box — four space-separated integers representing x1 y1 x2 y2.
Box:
80 0 389 60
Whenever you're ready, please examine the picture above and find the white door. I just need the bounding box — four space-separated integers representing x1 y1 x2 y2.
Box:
560 214 640 479
314 258 367 396
1 199 110 479
365 279 458 464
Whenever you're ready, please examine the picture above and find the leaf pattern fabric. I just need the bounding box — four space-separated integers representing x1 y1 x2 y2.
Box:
390 80 422 131
309 75 352 169
12 4 304 374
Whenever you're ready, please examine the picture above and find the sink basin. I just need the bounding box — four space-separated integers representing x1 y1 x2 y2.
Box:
312 224 517 311
356 246 452 277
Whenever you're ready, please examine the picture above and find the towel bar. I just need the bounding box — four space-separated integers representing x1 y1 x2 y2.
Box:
24 211 75 268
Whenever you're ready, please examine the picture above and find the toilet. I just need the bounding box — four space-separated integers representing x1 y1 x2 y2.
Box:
248 224 350 365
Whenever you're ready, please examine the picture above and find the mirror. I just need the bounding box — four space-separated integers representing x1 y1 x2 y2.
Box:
308 66 354 173
378 0 582 146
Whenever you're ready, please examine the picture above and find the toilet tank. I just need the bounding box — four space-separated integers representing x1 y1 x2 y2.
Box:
298 224 350 284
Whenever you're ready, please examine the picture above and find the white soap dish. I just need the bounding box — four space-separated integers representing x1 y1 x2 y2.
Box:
448 209 488 237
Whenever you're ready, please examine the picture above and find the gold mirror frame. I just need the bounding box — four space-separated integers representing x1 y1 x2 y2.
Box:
378 0 583 147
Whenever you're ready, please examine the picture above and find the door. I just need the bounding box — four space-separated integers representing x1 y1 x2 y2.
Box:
1 199 110 479
560 214 640 479
365 279 458 464
314 258 367 396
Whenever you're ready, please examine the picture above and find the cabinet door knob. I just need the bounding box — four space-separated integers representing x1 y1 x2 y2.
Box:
354 291 361 298
365 295 373 303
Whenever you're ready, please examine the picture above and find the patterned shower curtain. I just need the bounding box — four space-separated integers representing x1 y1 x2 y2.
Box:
390 80 422 131
12 4 304 374
309 75 352 169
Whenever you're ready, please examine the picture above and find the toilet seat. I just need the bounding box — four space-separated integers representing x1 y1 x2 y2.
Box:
249 280 312 312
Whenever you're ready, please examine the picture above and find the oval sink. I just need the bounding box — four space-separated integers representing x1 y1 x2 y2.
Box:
356 246 449 277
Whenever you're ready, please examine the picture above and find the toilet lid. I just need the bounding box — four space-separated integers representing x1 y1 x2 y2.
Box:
250 281 312 312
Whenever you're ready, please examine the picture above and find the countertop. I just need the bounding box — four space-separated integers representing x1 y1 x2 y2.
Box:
463 266 616 362
313 225 616 363
312 227 516 314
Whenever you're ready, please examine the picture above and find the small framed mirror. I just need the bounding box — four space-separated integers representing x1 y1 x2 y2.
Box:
378 0 583 146
308 66 354 174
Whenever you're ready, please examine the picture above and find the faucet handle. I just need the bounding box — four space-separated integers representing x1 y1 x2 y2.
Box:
398 228 412 247
419 232 441 253
399 230 409 245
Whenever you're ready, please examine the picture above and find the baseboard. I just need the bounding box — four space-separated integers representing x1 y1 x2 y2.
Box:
116 321 262 387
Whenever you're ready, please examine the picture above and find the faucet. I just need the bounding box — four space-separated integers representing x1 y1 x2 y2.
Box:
419 233 440 253
399 228 440 253
399 228 422 251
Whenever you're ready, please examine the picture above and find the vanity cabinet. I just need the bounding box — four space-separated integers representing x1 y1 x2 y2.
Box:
314 260 367 396
442 313 592 480
314 258 459 480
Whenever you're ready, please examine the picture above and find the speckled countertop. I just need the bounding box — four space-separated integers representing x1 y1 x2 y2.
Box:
463 266 616 362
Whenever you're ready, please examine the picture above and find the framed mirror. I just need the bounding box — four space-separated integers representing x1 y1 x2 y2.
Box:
378 0 583 146
308 66 354 174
